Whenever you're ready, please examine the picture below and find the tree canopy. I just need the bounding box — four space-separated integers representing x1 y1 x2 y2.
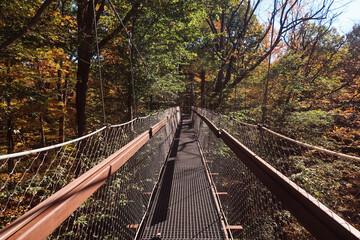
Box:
1 0 360 233
0 0 358 156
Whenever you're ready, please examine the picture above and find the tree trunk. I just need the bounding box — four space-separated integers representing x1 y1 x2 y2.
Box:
219 12 225 51
210 11 226 109
6 98 14 174
210 69 224 109
6 63 14 173
200 70 205 108
76 0 95 137
262 18 275 124
127 73 134 121
214 69 224 97
40 114 46 147
127 41 136 121
149 95 153 111
57 69 64 142
57 67 68 143
190 73 195 107
278 92 292 127
75 1 140 137
76 48 91 137
62 76 68 136
212 56 235 109
59 114 65 142
261 76 270 124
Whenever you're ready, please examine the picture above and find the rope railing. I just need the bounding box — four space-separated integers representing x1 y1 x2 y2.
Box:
259 126 360 161
0 127 106 161
0 111 161 161
0 107 180 239
192 107 360 240
193 108 306 239
193 108 360 217
227 116 360 162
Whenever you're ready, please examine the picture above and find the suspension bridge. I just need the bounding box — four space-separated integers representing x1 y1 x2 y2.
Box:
0 107 360 239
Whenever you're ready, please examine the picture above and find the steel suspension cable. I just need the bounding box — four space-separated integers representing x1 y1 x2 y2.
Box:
128 33 137 118
261 3 276 124
106 0 176 101
92 0 106 124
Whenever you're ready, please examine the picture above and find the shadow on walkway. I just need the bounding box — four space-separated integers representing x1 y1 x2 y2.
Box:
150 125 182 225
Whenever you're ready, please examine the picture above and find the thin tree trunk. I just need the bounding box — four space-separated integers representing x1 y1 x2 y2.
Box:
261 75 270 124
261 16 275 124
127 70 134 121
59 114 65 142
57 68 64 142
40 114 46 147
279 93 292 128
200 70 205 108
127 40 136 120
57 67 68 143
62 76 68 138
127 94 134 121
6 98 14 173
149 95 153 111
5 63 14 173
190 73 195 107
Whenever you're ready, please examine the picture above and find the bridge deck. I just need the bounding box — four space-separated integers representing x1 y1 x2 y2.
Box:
141 115 226 239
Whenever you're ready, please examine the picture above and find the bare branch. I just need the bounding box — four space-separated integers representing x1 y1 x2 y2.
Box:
98 1 141 50
0 0 54 51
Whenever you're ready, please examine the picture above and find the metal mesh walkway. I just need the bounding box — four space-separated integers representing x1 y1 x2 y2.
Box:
141 115 226 239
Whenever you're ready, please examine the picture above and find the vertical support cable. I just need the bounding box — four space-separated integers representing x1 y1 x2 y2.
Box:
261 1 276 124
92 0 106 124
128 33 137 118
106 0 174 102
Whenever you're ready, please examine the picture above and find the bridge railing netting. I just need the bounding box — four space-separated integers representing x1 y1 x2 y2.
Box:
192 107 360 239
193 108 311 240
0 107 180 239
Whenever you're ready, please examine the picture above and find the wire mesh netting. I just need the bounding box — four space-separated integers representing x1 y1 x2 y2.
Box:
141 115 227 240
50 109 179 239
193 107 360 238
0 107 179 239
193 108 315 239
